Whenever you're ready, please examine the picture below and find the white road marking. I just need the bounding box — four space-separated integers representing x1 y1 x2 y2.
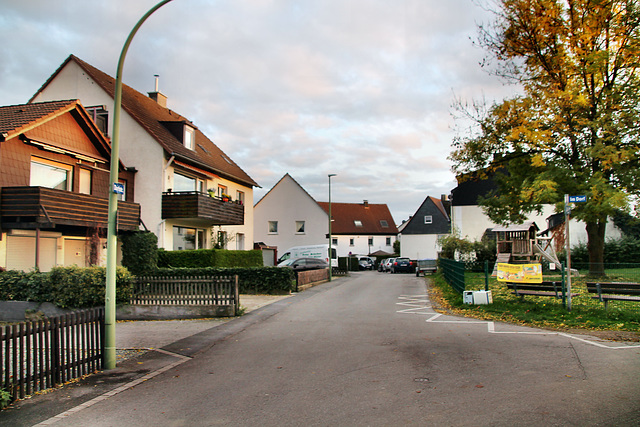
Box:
397 294 640 350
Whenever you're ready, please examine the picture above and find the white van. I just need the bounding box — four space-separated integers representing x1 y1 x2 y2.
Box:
277 244 338 268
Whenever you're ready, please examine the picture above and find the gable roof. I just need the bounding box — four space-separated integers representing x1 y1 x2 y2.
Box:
31 55 258 188
400 195 451 235
254 173 319 208
1 100 79 140
317 201 398 235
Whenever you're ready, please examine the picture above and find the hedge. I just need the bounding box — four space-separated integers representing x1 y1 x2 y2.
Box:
121 231 158 275
148 267 294 294
158 249 264 268
0 266 133 309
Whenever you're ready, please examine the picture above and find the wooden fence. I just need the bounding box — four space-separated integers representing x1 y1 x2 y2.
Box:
133 275 239 308
1 307 104 403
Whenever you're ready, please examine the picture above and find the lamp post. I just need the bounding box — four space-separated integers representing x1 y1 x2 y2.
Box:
104 0 174 370
328 174 336 281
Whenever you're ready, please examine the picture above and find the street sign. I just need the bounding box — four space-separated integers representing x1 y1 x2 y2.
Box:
113 182 125 195
568 195 586 203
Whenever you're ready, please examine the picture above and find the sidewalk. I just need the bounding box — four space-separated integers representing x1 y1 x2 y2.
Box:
116 294 293 358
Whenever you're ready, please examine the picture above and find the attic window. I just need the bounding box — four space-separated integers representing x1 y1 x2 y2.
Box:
197 143 209 154
380 220 389 228
85 106 109 136
354 220 363 227
424 215 433 224
184 125 195 150
221 154 232 164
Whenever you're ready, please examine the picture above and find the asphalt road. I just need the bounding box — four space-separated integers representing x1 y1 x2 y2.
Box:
5 271 640 426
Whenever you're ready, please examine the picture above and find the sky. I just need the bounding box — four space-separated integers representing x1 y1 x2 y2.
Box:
0 0 518 224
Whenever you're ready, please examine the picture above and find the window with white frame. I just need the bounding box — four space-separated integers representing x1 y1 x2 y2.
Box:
332 238 338 246
368 237 374 246
268 221 278 234
30 158 72 191
173 226 205 250
295 221 305 234
236 233 245 250
424 215 433 224
349 238 355 246
174 172 196 192
386 237 391 246
354 220 363 227
184 125 195 150
236 190 245 205
79 168 92 195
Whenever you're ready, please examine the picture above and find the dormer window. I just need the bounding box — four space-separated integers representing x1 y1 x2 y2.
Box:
184 125 195 150
354 220 363 227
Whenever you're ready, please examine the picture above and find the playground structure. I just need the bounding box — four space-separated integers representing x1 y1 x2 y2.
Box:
492 221 564 276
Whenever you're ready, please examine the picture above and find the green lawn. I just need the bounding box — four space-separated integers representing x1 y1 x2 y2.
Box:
429 269 640 332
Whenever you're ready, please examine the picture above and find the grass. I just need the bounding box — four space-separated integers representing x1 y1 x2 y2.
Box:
429 270 640 333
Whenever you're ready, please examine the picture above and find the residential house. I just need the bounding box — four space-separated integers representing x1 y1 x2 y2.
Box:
450 172 622 247
316 200 398 257
253 174 329 259
31 55 259 251
0 100 140 271
398 195 451 259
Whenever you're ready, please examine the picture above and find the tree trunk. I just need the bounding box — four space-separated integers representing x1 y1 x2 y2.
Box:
585 220 606 277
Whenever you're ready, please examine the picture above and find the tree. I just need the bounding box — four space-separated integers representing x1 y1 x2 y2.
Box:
451 0 640 275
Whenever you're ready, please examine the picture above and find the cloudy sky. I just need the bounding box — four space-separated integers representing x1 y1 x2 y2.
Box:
1 0 518 224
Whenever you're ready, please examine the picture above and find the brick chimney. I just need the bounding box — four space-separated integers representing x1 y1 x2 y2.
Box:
363 200 369 208
148 74 167 107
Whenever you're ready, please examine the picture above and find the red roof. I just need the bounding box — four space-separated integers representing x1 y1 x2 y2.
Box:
0 100 78 140
31 55 258 188
317 201 398 235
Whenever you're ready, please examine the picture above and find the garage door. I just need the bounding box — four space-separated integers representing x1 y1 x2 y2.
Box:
6 235 57 271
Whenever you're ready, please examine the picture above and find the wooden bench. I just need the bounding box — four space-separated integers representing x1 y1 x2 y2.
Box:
506 281 574 299
586 282 640 309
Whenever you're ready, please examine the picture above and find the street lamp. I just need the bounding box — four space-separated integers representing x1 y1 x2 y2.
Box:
328 174 336 281
104 0 174 370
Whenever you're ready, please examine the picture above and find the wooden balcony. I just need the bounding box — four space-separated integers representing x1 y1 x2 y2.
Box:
162 191 244 226
0 186 140 231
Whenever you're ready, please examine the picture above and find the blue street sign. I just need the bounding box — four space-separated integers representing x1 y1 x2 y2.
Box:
569 195 586 203
113 182 125 195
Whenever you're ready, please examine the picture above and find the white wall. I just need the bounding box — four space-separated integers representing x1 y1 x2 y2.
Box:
400 234 441 260
332 235 395 258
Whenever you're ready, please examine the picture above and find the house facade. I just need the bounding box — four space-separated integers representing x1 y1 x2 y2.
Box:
316 201 398 257
398 196 451 260
31 55 258 251
253 174 329 258
0 100 140 271
450 173 622 247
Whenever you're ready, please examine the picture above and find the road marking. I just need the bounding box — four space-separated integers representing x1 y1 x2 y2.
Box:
397 295 640 350
33 349 191 426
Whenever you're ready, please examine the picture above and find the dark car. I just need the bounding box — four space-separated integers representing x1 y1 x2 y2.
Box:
278 257 328 271
390 257 412 273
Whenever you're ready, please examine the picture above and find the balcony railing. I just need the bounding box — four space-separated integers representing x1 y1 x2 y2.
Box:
162 191 244 226
0 186 140 231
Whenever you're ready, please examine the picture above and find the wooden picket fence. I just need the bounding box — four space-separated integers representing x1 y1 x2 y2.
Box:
1 307 104 403
132 275 239 308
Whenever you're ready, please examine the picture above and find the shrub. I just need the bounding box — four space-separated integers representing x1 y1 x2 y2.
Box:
158 249 263 268
120 231 158 275
147 267 294 294
0 266 133 309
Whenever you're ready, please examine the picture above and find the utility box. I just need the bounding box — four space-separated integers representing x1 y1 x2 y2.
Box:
463 291 474 304
472 290 493 305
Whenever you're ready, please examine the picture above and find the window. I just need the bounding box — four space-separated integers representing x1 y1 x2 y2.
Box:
218 185 228 198
79 169 92 195
332 238 338 246
184 125 195 150
236 233 245 250
30 158 72 191
216 230 228 249
350 238 355 246
236 190 245 205
386 237 391 246
117 179 127 201
380 220 389 228
368 237 374 246
295 221 305 234
174 172 196 192
268 221 278 234
425 215 433 224
173 226 205 250
354 220 363 227
85 106 109 136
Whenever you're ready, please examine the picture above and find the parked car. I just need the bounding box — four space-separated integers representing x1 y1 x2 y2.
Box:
382 257 396 272
358 257 374 270
278 257 329 271
390 257 412 273
415 258 437 276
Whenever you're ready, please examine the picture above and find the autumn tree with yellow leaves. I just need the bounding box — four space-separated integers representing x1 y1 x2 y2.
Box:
451 0 640 275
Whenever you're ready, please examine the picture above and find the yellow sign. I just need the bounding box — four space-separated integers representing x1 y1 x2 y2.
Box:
497 263 542 283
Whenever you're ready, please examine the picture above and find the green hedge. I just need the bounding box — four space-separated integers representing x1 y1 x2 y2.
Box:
148 267 294 294
121 231 158 275
0 266 133 309
158 249 263 268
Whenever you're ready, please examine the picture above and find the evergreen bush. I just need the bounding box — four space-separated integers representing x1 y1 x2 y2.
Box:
121 231 158 275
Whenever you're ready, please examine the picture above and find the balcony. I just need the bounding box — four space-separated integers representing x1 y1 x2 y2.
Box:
0 186 140 231
162 191 244 226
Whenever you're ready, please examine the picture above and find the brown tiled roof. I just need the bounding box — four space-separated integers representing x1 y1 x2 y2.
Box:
317 201 398 235
0 100 78 141
32 55 258 188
